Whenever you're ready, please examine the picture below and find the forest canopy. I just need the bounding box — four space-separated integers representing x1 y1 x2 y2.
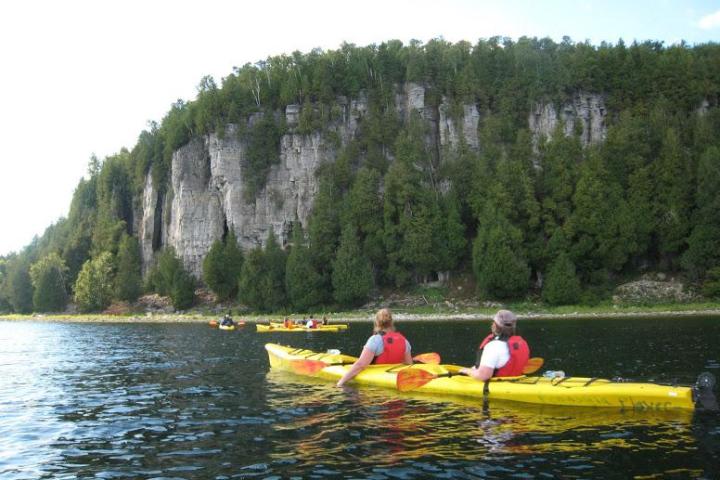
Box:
2 36 720 313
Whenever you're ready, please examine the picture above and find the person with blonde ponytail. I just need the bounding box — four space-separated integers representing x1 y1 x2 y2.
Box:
336 308 413 387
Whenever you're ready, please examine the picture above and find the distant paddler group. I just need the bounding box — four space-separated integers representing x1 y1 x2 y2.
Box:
256 315 348 332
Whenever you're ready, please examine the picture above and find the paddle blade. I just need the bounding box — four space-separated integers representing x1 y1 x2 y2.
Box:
290 359 328 375
523 357 544 375
396 368 438 392
413 352 441 365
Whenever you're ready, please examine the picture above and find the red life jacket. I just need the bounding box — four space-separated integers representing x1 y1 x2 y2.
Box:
478 333 530 377
374 331 408 364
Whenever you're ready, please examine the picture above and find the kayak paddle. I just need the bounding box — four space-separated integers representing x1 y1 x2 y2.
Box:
290 352 442 376
396 357 545 392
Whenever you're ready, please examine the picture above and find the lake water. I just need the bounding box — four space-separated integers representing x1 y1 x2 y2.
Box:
1 317 719 479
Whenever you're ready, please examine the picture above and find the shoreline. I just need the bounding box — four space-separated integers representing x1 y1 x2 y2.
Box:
3 308 720 324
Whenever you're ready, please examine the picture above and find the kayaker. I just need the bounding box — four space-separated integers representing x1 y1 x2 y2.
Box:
220 311 234 327
336 308 413 387
459 309 529 381
306 315 319 329
283 317 293 328
322 315 329 325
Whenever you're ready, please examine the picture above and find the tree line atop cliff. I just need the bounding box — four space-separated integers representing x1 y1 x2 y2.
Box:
1 36 720 314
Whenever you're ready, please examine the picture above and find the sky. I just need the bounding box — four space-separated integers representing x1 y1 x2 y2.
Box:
0 0 719 257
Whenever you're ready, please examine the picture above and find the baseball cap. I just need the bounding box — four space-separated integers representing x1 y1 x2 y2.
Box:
493 310 517 327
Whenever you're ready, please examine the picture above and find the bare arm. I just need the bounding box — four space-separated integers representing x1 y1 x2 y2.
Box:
459 365 494 381
403 348 413 365
336 347 375 387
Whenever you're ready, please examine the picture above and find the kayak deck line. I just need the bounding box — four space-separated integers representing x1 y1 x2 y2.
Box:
265 343 715 411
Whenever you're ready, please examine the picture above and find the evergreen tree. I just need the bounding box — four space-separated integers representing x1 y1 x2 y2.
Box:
5 257 33 313
147 248 179 296
654 127 693 266
538 127 581 236
472 204 530 299
439 190 467 272
383 116 445 285
332 224 374 307
307 175 341 298
542 252 581 305
203 232 244 301
170 268 196 311
263 229 287 312
114 235 142 302
682 146 720 279
285 223 324 311
566 153 633 278
238 247 265 310
29 253 68 312
344 167 385 272
74 252 114 313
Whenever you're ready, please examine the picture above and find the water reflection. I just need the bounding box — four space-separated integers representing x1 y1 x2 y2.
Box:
0 319 718 479
264 369 696 468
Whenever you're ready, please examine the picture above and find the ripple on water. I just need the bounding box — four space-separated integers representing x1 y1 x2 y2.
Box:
1 320 719 479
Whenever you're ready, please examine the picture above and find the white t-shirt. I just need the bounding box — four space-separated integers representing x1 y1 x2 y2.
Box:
478 339 510 370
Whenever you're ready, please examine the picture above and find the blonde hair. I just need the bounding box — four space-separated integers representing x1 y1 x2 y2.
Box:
374 308 394 333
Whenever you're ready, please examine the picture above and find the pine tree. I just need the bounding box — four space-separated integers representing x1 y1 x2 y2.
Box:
472 204 530 299
115 235 142 302
238 248 265 311
203 232 244 301
682 146 720 279
285 223 324 311
655 127 693 266
332 224 374 307
171 268 195 311
263 229 287 312
29 252 68 312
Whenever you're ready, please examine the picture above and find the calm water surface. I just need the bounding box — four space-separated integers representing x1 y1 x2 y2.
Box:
1 317 719 479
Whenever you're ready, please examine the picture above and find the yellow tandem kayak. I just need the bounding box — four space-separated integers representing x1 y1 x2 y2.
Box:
257 324 345 333
265 343 715 411
269 322 348 330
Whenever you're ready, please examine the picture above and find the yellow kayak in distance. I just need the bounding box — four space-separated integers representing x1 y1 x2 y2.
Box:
257 324 346 333
269 322 348 330
265 343 715 411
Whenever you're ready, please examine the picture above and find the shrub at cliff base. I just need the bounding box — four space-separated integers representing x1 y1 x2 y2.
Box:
703 267 720 299
146 247 196 310
74 252 114 313
542 253 582 305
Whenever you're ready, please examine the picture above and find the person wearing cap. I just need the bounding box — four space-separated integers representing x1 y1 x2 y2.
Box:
458 309 530 381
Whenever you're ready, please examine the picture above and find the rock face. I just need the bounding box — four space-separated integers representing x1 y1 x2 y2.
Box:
139 85 606 277
528 93 607 150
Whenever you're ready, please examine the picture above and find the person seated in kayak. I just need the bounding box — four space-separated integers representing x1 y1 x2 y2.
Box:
220 311 234 327
322 315 329 325
283 317 294 328
336 308 413 387
459 309 529 381
306 315 319 329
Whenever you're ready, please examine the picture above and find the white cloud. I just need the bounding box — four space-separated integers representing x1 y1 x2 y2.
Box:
699 10 720 29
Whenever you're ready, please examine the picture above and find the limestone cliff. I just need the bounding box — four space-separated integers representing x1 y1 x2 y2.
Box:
528 93 607 150
139 85 606 277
